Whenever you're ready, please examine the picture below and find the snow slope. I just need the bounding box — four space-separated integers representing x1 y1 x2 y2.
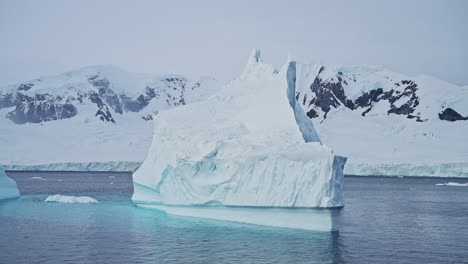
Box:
294 63 468 176
0 65 219 125
0 167 20 200
132 50 346 209
0 66 218 167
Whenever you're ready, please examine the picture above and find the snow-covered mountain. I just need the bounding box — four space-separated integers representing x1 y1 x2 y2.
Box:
0 65 218 124
1 51 467 176
295 64 467 123
0 66 218 166
295 63 468 176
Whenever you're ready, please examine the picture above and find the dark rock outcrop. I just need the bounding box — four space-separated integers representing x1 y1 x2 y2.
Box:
439 108 468 122
0 72 199 124
301 67 427 122
5 92 78 124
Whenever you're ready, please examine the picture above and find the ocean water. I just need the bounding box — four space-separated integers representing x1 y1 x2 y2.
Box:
1 172 468 264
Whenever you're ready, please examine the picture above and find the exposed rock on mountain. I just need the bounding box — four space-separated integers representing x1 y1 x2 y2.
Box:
0 66 217 124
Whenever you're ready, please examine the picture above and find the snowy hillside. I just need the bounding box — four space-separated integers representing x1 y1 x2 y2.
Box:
0 66 218 166
295 64 467 122
0 65 218 124
295 63 468 176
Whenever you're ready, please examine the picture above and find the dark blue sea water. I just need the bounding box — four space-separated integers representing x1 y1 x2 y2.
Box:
1 172 468 264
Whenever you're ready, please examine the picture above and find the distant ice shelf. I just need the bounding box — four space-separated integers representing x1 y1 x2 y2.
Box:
346 161 468 177
3 160 468 178
2 161 141 173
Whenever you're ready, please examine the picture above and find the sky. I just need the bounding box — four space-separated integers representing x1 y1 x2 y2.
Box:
1 0 467 86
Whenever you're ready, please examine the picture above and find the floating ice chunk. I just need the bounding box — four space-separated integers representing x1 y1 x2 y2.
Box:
45 194 98 203
0 167 20 200
435 182 468 187
31 176 46 180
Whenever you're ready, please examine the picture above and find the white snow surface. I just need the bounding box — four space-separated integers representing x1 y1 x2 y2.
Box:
132 50 346 208
45 194 98 203
0 65 218 99
0 167 20 200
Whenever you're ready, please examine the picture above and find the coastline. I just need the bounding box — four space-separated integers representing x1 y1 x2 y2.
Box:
3 160 468 177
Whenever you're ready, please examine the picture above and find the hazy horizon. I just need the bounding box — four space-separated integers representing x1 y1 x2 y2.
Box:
1 0 467 86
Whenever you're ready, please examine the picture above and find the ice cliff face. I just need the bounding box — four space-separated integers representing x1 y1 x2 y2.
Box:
132 50 346 208
0 167 20 200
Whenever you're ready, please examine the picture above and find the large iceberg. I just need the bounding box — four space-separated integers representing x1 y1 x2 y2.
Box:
132 50 346 230
0 167 20 200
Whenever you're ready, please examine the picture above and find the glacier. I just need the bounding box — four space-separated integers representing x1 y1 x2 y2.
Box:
132 50 346 230
0 167 20 200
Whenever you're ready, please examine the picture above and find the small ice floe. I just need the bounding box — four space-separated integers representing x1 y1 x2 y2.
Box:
110 182 114 185
435 182 468 187
45 194 98 203
108 176 115 179
57 179 63 182
31 176 46 180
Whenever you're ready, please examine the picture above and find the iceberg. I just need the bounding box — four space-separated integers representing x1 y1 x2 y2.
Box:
132 50 346 231
45 194 98 203
0 167 20 200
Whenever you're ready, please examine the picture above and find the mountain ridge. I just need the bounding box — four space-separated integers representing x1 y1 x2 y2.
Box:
0 65 218 124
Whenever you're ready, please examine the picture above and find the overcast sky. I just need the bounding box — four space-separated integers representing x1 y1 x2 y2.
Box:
1 0 467 86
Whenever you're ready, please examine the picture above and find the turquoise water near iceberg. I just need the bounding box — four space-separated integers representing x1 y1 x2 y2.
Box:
1 172 468 264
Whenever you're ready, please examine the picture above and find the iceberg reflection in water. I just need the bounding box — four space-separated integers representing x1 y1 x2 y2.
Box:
137 203 341 231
